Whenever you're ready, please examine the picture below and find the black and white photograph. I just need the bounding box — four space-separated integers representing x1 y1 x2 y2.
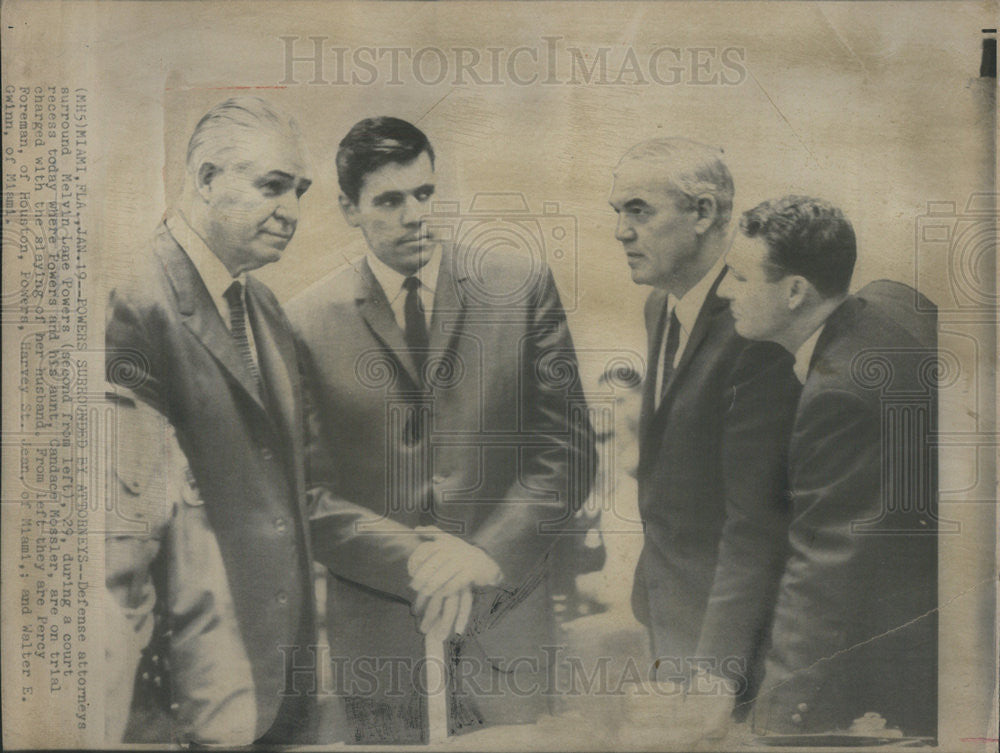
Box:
1 1 996 750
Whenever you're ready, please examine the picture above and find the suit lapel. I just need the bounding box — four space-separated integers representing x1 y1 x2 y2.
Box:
245 277 298 447
155 225 269 415
354 258 423 387
245 277 310 527
640 290 668 446
427 243 466 356
640 269 730 465
656 269 728 414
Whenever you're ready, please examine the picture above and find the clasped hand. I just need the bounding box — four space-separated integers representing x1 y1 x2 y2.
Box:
406 526 503 643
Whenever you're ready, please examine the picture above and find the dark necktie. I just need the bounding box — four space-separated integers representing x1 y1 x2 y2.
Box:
402 276 429 372
224 279 263 400
659 307 681 404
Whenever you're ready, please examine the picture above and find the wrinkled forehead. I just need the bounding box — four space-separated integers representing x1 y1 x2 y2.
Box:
610 158 683 204
218 126 309 178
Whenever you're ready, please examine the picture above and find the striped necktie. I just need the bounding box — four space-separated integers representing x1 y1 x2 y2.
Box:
224 279 263 400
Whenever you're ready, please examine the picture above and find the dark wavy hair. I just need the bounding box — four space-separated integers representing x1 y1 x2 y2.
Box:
740 195 856 298
336 117 435 204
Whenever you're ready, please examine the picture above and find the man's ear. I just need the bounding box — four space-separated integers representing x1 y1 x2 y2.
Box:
787 276 811 311
339 194 360 227
195 162 219 202
693 193 719 235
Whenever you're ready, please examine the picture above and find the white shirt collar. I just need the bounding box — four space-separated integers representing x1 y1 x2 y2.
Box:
365 247 441 304
166 211 242 317
793 324 826 384
669 254 726 335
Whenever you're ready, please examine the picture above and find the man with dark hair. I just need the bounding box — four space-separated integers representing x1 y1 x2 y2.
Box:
609 139 801 739
719 195 938 738
737 196 857 298
288 117 595 743
105 96 316 744
335 115 435 204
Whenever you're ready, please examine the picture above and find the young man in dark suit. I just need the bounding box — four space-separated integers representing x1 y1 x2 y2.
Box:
105 97 317 744
719 195 937 738
609 139 801 737
288 117 595 742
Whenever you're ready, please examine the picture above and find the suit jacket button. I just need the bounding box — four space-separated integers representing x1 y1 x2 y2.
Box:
276 590 288 605
797 703 809 713
261 448 274 461
791 713 803 724
432 473 446 484
274 517 287 532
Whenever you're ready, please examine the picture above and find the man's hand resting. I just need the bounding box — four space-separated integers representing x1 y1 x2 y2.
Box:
406 528 503 641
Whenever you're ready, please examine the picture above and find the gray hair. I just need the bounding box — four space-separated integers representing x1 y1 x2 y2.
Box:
185 96 302 173
617 137 734 229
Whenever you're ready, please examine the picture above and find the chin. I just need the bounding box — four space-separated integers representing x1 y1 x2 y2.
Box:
404 251 431 272
629 269 650 286
251 247 283 268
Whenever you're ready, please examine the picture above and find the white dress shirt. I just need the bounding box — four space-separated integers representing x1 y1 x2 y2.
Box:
366 248 441 331
793 324 826 385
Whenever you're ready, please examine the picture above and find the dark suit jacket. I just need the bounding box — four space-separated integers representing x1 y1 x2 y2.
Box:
105 222 316 743
288 244 595 741
632 270 801 702
753 283 938 737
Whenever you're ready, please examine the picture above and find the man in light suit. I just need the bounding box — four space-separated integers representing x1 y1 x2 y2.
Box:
609 139 801 734
105 97 316 744
719 196 937 738
288 117 595 743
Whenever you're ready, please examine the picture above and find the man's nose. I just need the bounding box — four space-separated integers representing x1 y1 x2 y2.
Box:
274 196 299 226
717 272 734 300
401 196 422 227
615 217 636 242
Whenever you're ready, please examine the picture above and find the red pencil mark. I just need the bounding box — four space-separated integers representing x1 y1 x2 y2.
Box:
164 86 288 91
